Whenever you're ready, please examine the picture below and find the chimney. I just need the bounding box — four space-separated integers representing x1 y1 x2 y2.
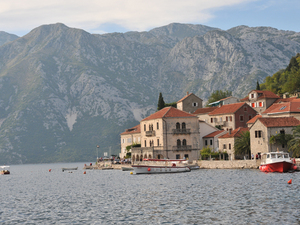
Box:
187 91 189 95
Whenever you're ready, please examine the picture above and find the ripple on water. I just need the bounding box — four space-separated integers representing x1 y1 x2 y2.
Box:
1 164 300 224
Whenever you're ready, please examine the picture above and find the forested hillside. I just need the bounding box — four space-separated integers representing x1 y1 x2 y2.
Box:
260 53 300 94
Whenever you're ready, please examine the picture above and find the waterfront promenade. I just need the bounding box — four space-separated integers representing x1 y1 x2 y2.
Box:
83 158 300 171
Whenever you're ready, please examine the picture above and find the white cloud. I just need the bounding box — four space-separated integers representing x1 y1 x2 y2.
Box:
0 0 254 36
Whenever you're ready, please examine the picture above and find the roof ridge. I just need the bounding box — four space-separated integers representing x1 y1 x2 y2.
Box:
163 107 173 118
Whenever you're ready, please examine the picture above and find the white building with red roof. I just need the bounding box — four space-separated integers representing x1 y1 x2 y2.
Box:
120 124 141 158
202 130 228 152
250 117 300 157
240 90 280 114
131 106 200 161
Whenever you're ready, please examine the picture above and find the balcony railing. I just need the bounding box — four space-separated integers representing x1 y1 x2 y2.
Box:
172 145 192 151
215 121 225 126
146 130 156 137
172 128 191 134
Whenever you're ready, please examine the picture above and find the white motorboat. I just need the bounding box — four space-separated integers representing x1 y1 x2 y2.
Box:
259 152 297 173
0 166 10 175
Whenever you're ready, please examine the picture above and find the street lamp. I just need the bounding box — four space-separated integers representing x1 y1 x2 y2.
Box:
97 145 99 159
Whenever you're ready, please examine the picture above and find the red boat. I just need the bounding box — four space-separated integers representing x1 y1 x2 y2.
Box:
259 152 297 173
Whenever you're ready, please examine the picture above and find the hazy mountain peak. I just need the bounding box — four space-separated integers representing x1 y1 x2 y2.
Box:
0 31 19 46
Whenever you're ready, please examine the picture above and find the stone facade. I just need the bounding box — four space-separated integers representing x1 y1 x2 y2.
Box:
131 107 200 161
250 119 295 157
240 90 280 114
177 92 203 114
120 125 141 158
209 103 257 131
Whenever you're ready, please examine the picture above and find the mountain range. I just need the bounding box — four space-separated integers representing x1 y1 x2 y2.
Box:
0 23 300 164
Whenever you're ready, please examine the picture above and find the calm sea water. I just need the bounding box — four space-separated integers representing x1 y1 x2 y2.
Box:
0 163 299 224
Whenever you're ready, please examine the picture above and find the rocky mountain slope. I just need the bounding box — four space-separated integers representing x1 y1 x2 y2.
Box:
0 31 19 46
0 23 299 164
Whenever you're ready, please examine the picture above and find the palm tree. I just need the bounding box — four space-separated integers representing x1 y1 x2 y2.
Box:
288 125 300 157
234 131 251 159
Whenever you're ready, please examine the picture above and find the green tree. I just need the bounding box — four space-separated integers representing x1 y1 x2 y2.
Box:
157 92 165 111
260 53 300 95
256 80 260 90
234 131 251 159
206 90 232 107
288 125 300 157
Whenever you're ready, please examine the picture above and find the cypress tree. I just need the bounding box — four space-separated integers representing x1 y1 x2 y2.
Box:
256 80 260 90
157 92 165 111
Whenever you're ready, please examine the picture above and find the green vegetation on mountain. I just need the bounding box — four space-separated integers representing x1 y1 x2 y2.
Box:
260 53 300 95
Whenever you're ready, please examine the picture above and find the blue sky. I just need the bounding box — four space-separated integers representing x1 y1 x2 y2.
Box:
0 0 299 37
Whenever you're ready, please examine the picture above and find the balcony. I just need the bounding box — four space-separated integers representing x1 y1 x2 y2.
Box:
146 130 156 137
172 145 192 151
172 128 191 135
215 121 226 126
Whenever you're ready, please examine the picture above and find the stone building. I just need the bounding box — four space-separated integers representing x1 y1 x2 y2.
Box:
131 107 200 161
240 90 280 114
120 124 141 158
250 117 300 157
177 92 203 114
208 102 257 131
193 107 217 123
218 127 249 160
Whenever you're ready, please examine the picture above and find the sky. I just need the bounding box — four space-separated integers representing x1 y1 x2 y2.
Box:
0 0 299 37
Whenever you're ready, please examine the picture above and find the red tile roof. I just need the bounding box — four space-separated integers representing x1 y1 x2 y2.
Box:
274 97 299 103
219 127 249 138
120 124 141 135
241 90 280 102
141 107 196 121
247 115 262 124
193 107 217 114
257 117 300 128
208 102 246 115
203 130 226 138
262 102 300 114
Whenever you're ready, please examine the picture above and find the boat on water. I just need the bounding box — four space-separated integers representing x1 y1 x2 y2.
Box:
0 166 10 175
121 167 134 171
132 159 191 174
259 152 297 173
62 167 78 172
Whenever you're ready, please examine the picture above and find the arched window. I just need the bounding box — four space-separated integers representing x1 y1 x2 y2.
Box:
182 122 186 129
177 139 181 146
176 122 180 129
144 124 146 131
144 140 147 147
183 139 187 146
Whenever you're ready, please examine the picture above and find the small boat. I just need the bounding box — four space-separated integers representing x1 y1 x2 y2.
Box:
259 152 297 173
62 167 78 172
189 165 200 170
0 166 10 175
121 167 134 171
132 161 191 174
